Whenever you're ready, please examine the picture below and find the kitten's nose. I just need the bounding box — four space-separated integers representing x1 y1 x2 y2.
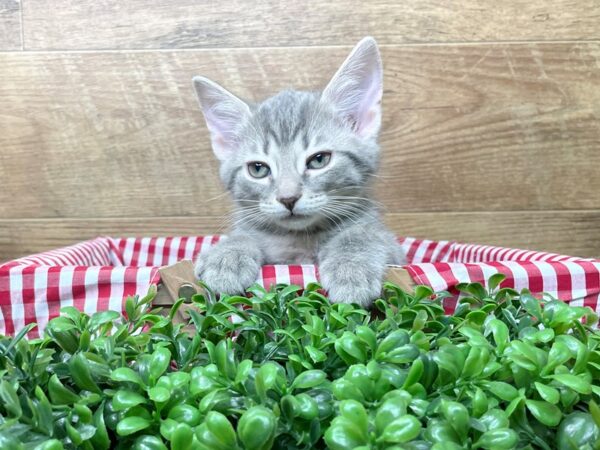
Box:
278 195 300 212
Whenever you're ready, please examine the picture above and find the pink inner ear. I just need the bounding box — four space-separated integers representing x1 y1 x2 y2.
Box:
354 75 382 137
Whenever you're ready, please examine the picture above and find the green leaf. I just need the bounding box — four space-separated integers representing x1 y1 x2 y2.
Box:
149 347 171 383
0 380 22 418
534 382 560 404
112 367 144 387
487 273 506 292
149 387 170 403
379 415 422 444
291 370 327 390
112 390 147 411
473 428 518 449
548 373 592 394
117 416 151 436
525 399 562 426
481 381 519 402
520 290 543 322
485 319 509 353
88 310 120 331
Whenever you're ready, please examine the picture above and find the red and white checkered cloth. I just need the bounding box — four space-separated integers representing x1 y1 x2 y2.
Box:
1 236 599 337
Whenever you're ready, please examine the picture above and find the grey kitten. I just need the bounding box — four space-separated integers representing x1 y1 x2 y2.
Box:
192 37 406 307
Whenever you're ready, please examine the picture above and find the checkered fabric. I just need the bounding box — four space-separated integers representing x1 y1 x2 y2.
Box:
1 236 598 337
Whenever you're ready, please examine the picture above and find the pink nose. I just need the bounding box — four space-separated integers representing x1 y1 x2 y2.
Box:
278 195 300 212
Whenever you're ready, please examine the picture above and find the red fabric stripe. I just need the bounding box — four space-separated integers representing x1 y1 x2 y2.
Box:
71 267 87 312
288 265 304 286
404 239 422 264
421 241 439 263
261 265 277 290
523 262 544 294
96 267 113 312
574 260 600 310
0 266 14 335
130 239 142 266
485 262 517 289
552 261 574 300
20 265 37 332
46 266 62 323
162 237 173 266
192 237 204 262
177 237 189 262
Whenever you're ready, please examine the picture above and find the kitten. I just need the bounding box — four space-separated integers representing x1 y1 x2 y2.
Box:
192 37 406 307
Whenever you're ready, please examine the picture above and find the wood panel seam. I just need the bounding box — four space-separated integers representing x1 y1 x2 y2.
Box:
4 39 600 56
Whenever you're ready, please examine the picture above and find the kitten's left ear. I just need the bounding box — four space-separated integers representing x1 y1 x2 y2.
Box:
321 37 383 139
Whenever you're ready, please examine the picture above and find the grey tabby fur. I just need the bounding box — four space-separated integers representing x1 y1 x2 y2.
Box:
192 37 406 307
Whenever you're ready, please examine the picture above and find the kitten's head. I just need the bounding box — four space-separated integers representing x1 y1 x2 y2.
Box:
193 37 383 232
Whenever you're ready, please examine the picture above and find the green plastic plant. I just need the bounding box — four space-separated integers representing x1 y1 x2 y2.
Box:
0 275 599 449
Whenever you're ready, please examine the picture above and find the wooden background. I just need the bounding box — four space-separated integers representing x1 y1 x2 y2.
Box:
1 0 599 261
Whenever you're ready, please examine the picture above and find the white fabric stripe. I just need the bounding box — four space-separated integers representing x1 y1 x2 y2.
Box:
167 237 182 265
33 266 50 334
419 263 449 292
501 261 530 292
473 245 486 262
520 250 539 261
58 266 75 309
152 237 166 267
412 239 432 264
569 297 584 307
74 241 94 265
122 238 136 266
400 237 416 260
85 240 106 265
136 238 152 267
510 249 528 261
495 247 513 261
135 267 155 298
83 267 101 315
109 268 125 312
274 265 291 285
199 236 214 258
184 237 197 260
429 241 449 263
449 264 472 285
534 261 558 298
81 241 102 266
438 242 455 262
301 265 318 284
40 249 68 265
479 263 501 288
9 265 26 332
53 248 78 265
70 245 89 265
562 261 587 301
76 241 96 265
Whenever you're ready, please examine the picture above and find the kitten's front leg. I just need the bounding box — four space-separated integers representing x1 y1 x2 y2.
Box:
318 226 403 308
195 235 263 295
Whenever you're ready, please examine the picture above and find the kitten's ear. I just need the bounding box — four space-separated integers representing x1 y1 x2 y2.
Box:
192 76 251 161
321 37 383 139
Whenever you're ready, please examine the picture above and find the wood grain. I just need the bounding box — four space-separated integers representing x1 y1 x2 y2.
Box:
2 211 599 262
1 43 599 219
21 0 600 50
0 0 21 50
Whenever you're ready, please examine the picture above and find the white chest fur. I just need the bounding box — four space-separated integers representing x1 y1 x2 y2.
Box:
256 232 320 265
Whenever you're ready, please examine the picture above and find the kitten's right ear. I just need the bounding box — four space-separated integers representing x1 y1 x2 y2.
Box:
192 76 251 161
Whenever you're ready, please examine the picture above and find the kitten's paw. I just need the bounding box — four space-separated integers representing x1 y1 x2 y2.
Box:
319 261 383 308
195 247 260 295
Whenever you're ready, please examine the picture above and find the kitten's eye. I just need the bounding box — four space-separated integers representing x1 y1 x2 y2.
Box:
306 152 332 170
247 161 271 179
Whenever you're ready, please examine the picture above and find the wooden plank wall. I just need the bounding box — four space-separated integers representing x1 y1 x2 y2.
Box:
1 1 599 261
